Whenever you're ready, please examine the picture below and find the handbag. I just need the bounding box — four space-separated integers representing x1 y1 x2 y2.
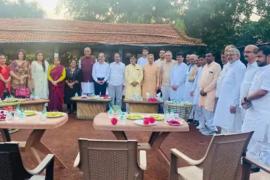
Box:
15 77 30 98
15 87 30 98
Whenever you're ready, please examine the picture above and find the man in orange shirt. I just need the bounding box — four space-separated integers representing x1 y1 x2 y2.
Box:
199 52 221 135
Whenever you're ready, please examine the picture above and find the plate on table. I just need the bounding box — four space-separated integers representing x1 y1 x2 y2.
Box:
134 119 157 126
24 110 36 116
149 114 164 121
166 120 183 126
127 114 144 120
46 112 65 118
3 98 18 103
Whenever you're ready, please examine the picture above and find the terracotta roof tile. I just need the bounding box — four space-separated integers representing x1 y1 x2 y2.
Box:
0 18 204 46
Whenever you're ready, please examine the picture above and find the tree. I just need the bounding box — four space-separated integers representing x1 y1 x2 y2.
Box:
181 0 255 53
59 0 184 25
0 0 44 18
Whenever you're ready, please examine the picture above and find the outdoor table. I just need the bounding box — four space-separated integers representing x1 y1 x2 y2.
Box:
93 113 189 164
72 96 111 120
124 99 162 113
0 99 49 111
0 113 68 168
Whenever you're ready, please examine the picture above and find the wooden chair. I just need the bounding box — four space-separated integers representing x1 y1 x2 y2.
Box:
74 139 147 180
0 143 54 180
169 132 253 180
242 156 270 180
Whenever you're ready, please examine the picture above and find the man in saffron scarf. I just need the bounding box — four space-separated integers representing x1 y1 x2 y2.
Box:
48 56 66 111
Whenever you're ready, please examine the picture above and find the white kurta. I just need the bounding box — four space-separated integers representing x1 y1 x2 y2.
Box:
216 63 230 98
192 67 203 105
31 61 49 99
183 65 197 103
240 62 259 103
213 60 246 132
242 65 270 165
169 62 187 101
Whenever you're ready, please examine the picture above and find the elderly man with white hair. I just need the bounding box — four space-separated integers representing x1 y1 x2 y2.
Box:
160 51 176 101
183 54 198 103
213 47 246 133
79 47 95 95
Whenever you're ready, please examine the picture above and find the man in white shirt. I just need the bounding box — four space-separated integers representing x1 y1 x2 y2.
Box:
169 52 188 101
108 52 125 107
241 46 270 166
213 47 246 133
92 52 109 96
239 45 259 122
137 47 149 68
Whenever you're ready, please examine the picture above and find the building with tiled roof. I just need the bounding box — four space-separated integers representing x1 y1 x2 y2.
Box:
0 18 205 64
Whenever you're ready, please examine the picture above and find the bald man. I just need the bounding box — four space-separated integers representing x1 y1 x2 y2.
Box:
239 45 259 122
79 47 95 95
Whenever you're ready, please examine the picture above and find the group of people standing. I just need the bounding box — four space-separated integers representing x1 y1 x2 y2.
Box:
0 49 79 112
0 45 269 165
181 44 270 166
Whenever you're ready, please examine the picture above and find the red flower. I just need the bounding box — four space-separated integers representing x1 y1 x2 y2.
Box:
143 119 149 125
148 117 156 124
111 118 118 125
147 97 158 103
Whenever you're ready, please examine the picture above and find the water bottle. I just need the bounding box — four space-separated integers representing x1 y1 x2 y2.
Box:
15 105 23 120
120 112 126 125
41 105 47 121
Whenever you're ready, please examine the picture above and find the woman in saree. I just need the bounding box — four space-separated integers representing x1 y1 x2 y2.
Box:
0 54 11 99
48 57 66 111
31 51 49 99
64 59 82 113
9 49 31 97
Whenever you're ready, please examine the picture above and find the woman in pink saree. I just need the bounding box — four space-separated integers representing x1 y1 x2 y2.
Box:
48 57 66 111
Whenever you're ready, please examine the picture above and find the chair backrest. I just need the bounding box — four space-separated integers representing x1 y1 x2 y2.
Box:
78 138 142 180
202 132 253 180
0 143 30 180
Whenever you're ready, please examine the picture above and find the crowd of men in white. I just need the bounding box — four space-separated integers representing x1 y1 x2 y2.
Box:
86 44 270 166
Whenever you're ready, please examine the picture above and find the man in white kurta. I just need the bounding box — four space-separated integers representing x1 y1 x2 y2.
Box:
189 57 205 123
183 54 198 103
213 48 246 133
241 47 270 166
160 51 175 101
169 53 187 101
216 53 229 99
239 45 259 124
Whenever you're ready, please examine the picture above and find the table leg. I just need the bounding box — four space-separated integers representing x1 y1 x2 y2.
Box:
151 132 170 165
112 131 128 140
148 132 160 146
0 129 11 142
23 129 67 168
